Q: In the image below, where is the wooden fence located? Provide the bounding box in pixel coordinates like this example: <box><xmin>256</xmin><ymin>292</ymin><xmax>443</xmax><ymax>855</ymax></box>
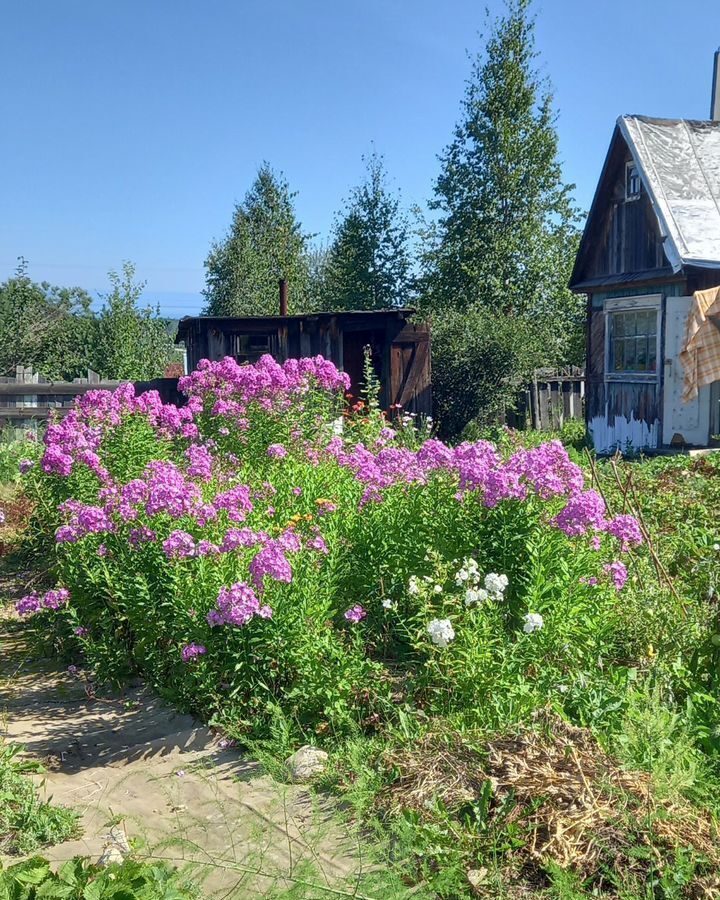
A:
<box><xmin>508</xmin><ymin>368</ymin><xmax>586</xmax><ymax>432</ymax></box>
<box><xmin>0</xmin><ymin>366</ymin><xmax>182</xmax><ymax>437</ymax></box>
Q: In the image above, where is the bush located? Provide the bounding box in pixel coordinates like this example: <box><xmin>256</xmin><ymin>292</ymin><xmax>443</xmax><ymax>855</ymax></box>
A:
<box><xmin>14</xmin><ymin>354</ymin><xmax>656</xmax><ymax>749</ymax></box>
<box><xmin>0</xmin><ymin>741</ymin><xmax>80</xmax><ymax>856</ymax></box>
<box><xmin>430</xmin><ymin>306</ymin><xmax>545</xmax><ymax>439</ymax></box>
<box><xmin>0</xmin><ymin>855</ymin><xmax>198</xmax><ymax>899</ymax></box>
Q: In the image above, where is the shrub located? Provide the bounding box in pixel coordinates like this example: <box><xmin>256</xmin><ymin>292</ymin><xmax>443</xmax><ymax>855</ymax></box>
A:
<box><xmin>19</xmin><ymin>354</ymin><xmax>651</xmax><ymax>744</ymax></box>
<box><xmin>0</xmin><ymin>741</ymin><xmax>80</xmax><ymax>855</ymax></box>
<box><xmin>0</xmin><ymin>855</ymin><xmax>198</xmax><ymax>899</ymax></box>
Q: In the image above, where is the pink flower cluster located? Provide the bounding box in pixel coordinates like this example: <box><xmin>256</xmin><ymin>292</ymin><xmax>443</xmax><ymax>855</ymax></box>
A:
<box><xmin>344</xmin><ymin>604</ymin><xmax>366</xmax><ymax>623</ymax></box>
<box><xmin>41</xmin><ymin>383</ymin><xmax>198</xmax><ymax>478</ymax></box>
<box><xmin>250</xmin><ymin>541</ymin><xmax>293</xmax><ymax>590</ymax></box>
<box><xmin>208</xmin><ymin>581</ymin><xmax>272</xmax><ymax>627</ymax></box>
<box><xmin>181</xmin><ymin>642</ymin><xmax>206</xmax><ymax>662</ymax></box>
<box><xmin>16</xmin><ymin>587</ymin><xmax>70</xmax><ymax>616</ymax></box>
<box><xmin>178</xmin><ymin>354</ymin><xmax>350</xmax><ymax>414</ymax></box>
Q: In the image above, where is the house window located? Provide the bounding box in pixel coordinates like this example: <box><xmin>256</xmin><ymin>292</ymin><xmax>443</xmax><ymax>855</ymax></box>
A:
<box><xmin>625</xmin><ymin>162</ymin><xmax>641</xmax><ymax>200</ymax></box>
<box><xmin>608</xmin><ymin>308</ymin><xmax>658</xmax><ymax>373</ymax></box>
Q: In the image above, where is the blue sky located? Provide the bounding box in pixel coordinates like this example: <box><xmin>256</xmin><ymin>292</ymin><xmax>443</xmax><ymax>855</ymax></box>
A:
<box><xmin>1</xmin><ymin>0</ymin><xmax>718</xmax><ymax>317</ymax></box>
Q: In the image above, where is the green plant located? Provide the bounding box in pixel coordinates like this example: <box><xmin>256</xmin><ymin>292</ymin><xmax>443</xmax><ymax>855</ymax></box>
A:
<box><xmin>0</xmin><ymin>741</ymin><xmax>80</xmax><ymax>855</ymax></box>
<box><xmin>0</xmin><ymin>855</ymin><xmax>199</xmax><ymax>899</ymax></box>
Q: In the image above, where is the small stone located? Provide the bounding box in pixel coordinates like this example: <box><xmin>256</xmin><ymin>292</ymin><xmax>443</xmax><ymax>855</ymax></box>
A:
<box><xmin>467</xmin><ymin>868</ymin><xmax>488</xmax><ymax>893</ymax></box>
<box><xmin>285</xmin><ymin>745</ymin><xmax>328</xmax><ymax>782</ymax></box>
<box><xmin>97</xmin><ymin>845</ymin><xmax>124</xmax><ymax>867</ymax></box>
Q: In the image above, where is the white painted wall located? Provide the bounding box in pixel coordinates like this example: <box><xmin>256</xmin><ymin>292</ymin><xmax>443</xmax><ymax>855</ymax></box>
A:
<box><xmin>662</xmin><ymin>296</ymin><xmax>711</xmax><ymax>446</ymax></box>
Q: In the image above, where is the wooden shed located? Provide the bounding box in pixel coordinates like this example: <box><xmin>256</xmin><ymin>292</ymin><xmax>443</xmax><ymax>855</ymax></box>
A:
<box><xmin>176</xmin><ymin>308</ymin><xmax>432</xmax><ymax>415</ymax></box>
<box><xmin>570</xmin><ymin>114</ymin><xmax>720</xmax><ymax>453</ymax></box>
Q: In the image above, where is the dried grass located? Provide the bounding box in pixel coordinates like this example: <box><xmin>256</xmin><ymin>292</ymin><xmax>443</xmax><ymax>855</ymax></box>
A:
<box><xmin>377</xmin><ymin>711</ymin><xmax>720</xmax><ymax>889</ymax></box>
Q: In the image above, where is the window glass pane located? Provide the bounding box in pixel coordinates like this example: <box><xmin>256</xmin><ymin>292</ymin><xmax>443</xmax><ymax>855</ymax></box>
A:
<box><xmin>624</xmin><ymin>337</ymin><xmax>636</xmax><ymax>369</ymax></box>
<box><xmin>608</xmin><ymin>308</ymin><xmax>658</xmax><ymax>372</ymax></box>
<box><xmin>636</xmin><ymin>337</ymin><xmax>647</xmax><ymax>369</ymax></box>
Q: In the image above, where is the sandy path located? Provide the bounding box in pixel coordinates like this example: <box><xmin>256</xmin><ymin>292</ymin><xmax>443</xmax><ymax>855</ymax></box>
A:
<box><xmin>0</xmin><ymin>597</ymin><xmax>368</xmax><ymax>898</ymax></box>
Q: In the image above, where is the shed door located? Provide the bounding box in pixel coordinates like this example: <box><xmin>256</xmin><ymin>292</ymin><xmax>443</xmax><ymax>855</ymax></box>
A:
<box><xmin>390</xmin><ymin>323</ymin><xmax>431</xmax><ymax>416</ymax></box>
<box><xmin>662</xmin><ymin>296</ymin><xmax>711</xmax><ymax>446</ymax></box>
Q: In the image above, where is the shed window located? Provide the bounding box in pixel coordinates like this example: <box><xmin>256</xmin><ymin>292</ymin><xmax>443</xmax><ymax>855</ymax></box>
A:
<box><xmin>608</xmin><ymin>308</ymin><xmax>658</xmax><ymax>373</ymax></box>
<box><xmin>232</xmin><ymin>333</ymin><xmax>272</xmax><ymax>364</ymax></box>
<box><xmin>625</xmin><ymin>162</ymin><xmax>641</xmax><ymax>200</ymax></box>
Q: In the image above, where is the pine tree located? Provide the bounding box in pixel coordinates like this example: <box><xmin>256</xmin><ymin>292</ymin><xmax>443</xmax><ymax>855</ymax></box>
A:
<box><xmin>422</xmin><ymin>0</ymin><xmax>581</xmax><ymax>352</ymax></box>
<box><xmin>420</xmin><ymin>0</ymin><xmax>583</xmax><ymax>436</ymax></box>
<box><xmin>324</xmin><ymin>153</ymin><xmax>412</xmax><ymax>310</ymax></box>
<box><xmin>203</xmin><ymin>164</ymin><xmax>311</xmax><ymax>315</ymax></box>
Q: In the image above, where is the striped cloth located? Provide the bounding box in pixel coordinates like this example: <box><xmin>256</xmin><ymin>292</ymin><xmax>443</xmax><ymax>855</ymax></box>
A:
<box><xmin>680</xmin><ymin>285</ymin><xmax>720</xmax><ymax>402</ymax></box>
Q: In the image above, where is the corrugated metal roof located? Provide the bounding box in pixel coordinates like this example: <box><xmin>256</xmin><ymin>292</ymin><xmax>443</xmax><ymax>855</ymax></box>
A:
<box><xmin>619</xmin><ymin>116</ymin><xmax>720</xmax><ymax>271</ymax></box>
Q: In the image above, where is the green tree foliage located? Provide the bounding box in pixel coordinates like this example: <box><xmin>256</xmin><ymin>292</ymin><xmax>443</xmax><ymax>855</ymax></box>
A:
<box><xmin>92</xmin><ymin>262</ymin><xmax>176</xmax><ymax>380</ymax></box>
<box><xmin>0</xmin><ymin>260</ymin><xmax>96</xmax><ymax>380</ymax></box>
<box><xmin>203</xmin><ymin>164</ymin><xmax>311</xmax><ymax>315</ymax></box>
<box><xmin>432</xmin><ymin>306</ymin><xmax>544</xmax><ymax>437</ymax></box>
<box><xmin>324</xmin><ymin>153</ymin><xmax>412</xmax><ymax>310</ymax></box>
<box><xmin>420</xmin><ymin>0</ymin><xmax>583</xmax><ymax>435</ymax></box>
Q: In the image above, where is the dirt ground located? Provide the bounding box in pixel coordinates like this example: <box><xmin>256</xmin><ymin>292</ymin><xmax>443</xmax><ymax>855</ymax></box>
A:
<box><xmin>0</xmin><ymin>586</ymin><xmax>367</xmax><ymax>898</ymax></box>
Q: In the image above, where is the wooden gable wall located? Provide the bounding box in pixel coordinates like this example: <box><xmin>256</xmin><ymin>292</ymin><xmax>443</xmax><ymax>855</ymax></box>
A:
<box><xmin>572</xmin><ymin>130</ymin><xmax>668</xmax><ymax>287</ymax></box>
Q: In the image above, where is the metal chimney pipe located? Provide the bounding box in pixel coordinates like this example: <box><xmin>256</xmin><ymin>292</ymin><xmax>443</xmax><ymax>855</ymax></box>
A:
<box><xmin>279</xmin><ymin>278</ymin><xmax>288</xmax><ymax>316</ymax></box>
<box><xmin>711</xmin><ymin>48</ymin><xmax>720</xmax><ymax>120</ymax></box>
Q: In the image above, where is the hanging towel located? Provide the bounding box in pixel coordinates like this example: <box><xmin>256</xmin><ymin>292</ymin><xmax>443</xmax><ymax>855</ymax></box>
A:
<box><xmin>680</xmin><ymin>285</ymin><xmax>720</xmax><ymax>402</ymax></box>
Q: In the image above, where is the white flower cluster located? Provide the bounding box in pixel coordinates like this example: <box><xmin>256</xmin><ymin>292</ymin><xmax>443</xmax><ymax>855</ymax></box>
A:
<box><xmin>456</xmin><ymin>558</ymin><xmax>509</xmax><ymax>607</ymax></box>
<box><xmin>427</xmin><ymin>617</ymin><xmax>455</xmax><ymax>648</ymax></box>
<box><xmin>408</xmin><ymin>575</ymin><xmax>443</xmax><ymax>596</ymax></box>
<box><xmin>523</xmin><ymin>612</ymin><xmax>544</xmax><ymax>634</ymax></box>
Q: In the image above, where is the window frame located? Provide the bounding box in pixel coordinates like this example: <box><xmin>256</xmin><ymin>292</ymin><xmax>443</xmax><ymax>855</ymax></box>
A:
<box><xmin>625</xmin><ymin>160</ymin><xmax>642</xmax><ymax>201</ymax></box>
<box><xmin>604</xmin><ymin>294</ymin><xmax>662</xmax><ymax>382</ymax></box>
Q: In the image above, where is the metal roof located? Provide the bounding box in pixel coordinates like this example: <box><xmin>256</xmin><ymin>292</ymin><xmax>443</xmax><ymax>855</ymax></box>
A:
<box><xmin>619</xmin><ymin>115</ymin><xmax>720</xmax><ymax>271</ymax></box>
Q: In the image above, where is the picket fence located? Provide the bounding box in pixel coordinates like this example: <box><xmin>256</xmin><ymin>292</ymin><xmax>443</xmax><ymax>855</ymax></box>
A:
<box><xmin>509</xmin><ymin>367</ymin><xmax>586</xmax><ymax>432</ymax></box>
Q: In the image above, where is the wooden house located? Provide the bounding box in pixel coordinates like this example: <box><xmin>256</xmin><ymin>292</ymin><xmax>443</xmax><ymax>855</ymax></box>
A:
<box><xmin>176</xmin><ymin>308</ymin><xmax>432</xmax><ymax>415</ymax></box>
<box><xmin>570</xmin><ymin>113</ymin><xmax>720</xmax><ymax>452</ymax></box>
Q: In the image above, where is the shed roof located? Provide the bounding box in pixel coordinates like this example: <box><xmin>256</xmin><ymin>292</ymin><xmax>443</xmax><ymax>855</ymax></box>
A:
<box><xmin>175</xmin><ymin>308</ymin><xmax>416</xmax><ymax>343</ymax></box>
<box><xmin>618</xmin><ymin>115</ymin><xmax>720</xmax><ymax>271</ymax></box>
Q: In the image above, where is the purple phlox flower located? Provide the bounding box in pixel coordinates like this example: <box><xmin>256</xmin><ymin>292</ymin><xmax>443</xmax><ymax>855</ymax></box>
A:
<box><xmin>277</xmin><ymin>529</ymin><xmax>302</xmax><ymax>552</ymax></box>
<box><xmin>267</xmin><ymin>443</ymin><xmax>288</xmax><ymax>459</ymax></box>
<box><xmin>74</xmin><ymin>626</ymin><xmax>89</xmax><ymax>637</ymax></box>
<box><xmin>606</xmin><ymin>515</ymin><xmax>643</xmax><ymax>551</ymax></box>
<box><xmin>209</xmin><ymin>581</ymin><xmax>272</xmax><ymax>627</ymax></box>
<box><xmin>344</xmin><ymin>604</ymin><xmax>367</xmax><ymax>624</ymax></box>
<box><xmin>43</xmin><ymin>587</ymin><xmax>70</xmax><ymax>610</ymax></box>
<box><xmin>250</xmin><ymin>541</ymin><xmax>293</xmax><ymax>590</ymax></box>
<box><xmin>144</xmin><ymin>461</ymin><xmax>202</xmax><ymax>518</ymax></box>
<box><xmin>196</xmin><ymin>539</ymin><xmax>220</xmax><ymax>556</ymax></box>
<box><xmin>604</xmin><ymin>561</ymin><xmax>628</xmax><ymax>590</ymax></box>
<box><xmin>163</xmin><ymin>530</ymin><xmax>197</xmax><ymax>559</ymax></box>
<box><xmin>306</xmin><ymin>528</ymin><xmax>329</xmax><ymax>554</ymax></box>
<box><xmin>215</xmin><ymin>484</ymin><xmax>253</xmax><ymax>522</ymax></box>
<box><xmin>220</xmin><ymin>527</ymin><xmax>266</xmax><ymax>553</ymax></box>
<box><xmin>551</xmin><ymin>490</ymin><xmax>607</xmax><ymax>537</ymax></box>
<box><xmin>19</xmin><ymin>459</ymin><xmax>34</xmax><ymax>474</ymax></box>
<box><xmin>97</xmin><ymin>543</ymin><xmax>108</xmax><ymax>557</ymax></box>
<box><xmin>181</xmin><ymin>643</ymin><xmax>206</xmax><ymax>662</ymax></box>
<box><xmin>185</xmin><ymin>443</ymin><xmax>214</xmax><ymax>481</ymax></box>
<box><xmin>291</xmin><ymin>486</ymin><xmax>302</xmax><ymax>496</ymax></box>
<box><xmin>129</xmin><ymin>525</ymin><xmax>157</xmax><ymax>547</ymax></box>
<box><xmin>16</xmin><ymin>592</ymin><xmax>42</xmax><ymax>616</ymax></box>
